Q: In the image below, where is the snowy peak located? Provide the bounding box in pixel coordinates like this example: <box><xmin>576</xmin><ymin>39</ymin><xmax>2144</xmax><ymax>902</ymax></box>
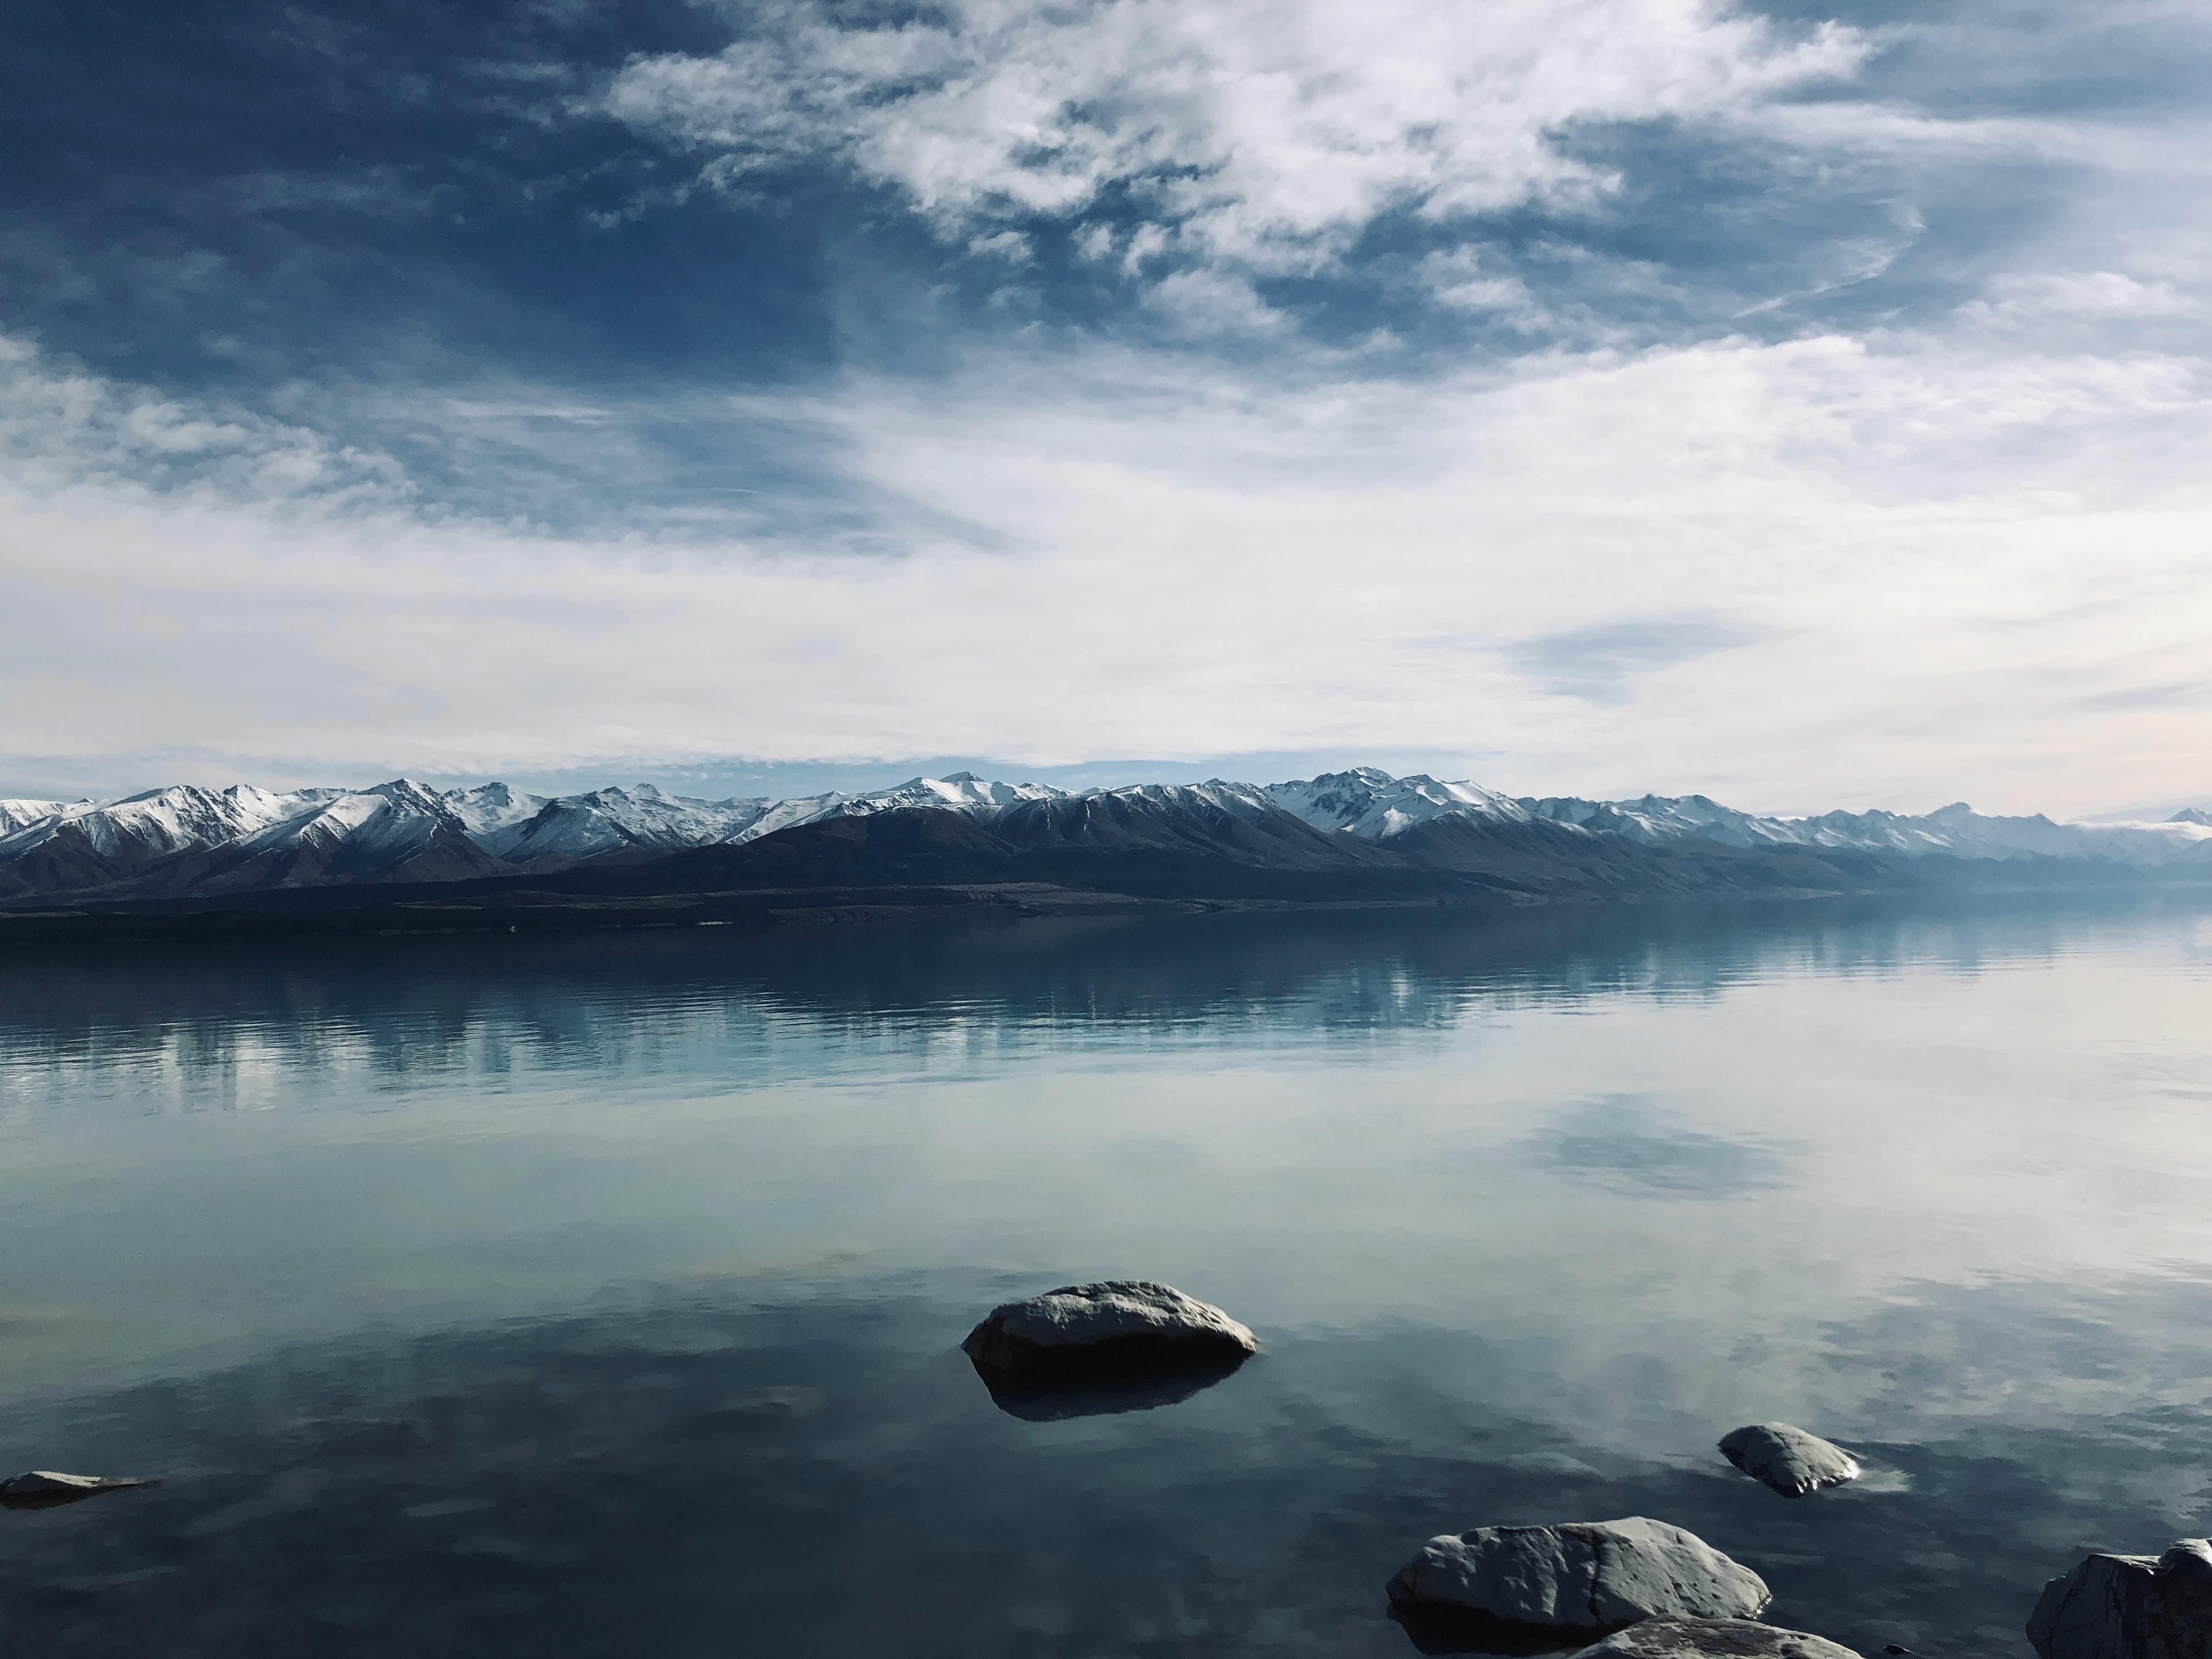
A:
<box><xmin>0</xmin><ymin>798</ymin><xmax>78</xmax><ymax>836</ymax></box>
<box><xmin>490</xmin><ymin>786</ymin><xmax>771</xmax><ymax>864</ymax></box>
<box><xmin>443</xmin><ymin>782</ymin><xmax>550</xmax><ymax>836</ymax></box>
<box><xmin>727</xmin><ymin>774</ymin><xmax>1068</xmax><ymax>844</ymax></box>
<box><xmin>1264</xmin><ymin>769</ymin><xmax>1532</xmax><ymax>839</ymax></box>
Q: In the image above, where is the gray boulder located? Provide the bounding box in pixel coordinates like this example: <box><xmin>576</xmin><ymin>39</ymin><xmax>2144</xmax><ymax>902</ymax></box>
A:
<box><xmin>2028</xmin><ymin>1537</ymin><xmax>2212</xmax><ymax>1659</ymax></box>
<box><xmin>1570</xmin><ymin>1617</ymin><xmax>1862</xmax><ymax>1657</ymax></box>
<box><xmin>1719</xmin><ymin>1423</ymin><xmax>1862</xmax><ymax>1498</ymax></box>
<box><xmin>961</xmin><ymin>1280</ymin><xmax>1256</xmax><ymax>1375</ymax></box>
<box><xmin>1</xmin><ymin>1470</ymin><xmax>159</xmax><ymax>1510</ymax></box>
<box><xmin>1388</xmin><ymin>1517</ymin><xmax>1771</xmax><ymax>1634</ymax></box>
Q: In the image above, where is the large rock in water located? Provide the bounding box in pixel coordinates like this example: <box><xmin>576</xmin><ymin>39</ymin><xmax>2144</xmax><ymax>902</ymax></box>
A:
<box><xmin>0</xmin><ymin>1470</ymin><xmax>157</xmax><ymax>1510</ymax></box>
<box><xmin>1718</xmin><ymin>1424</ymin><xmax>1862</xmax><ymax>1497</ymax></box>
<box><xmin>1388</xmin><ymin>1518</ymin><xmax>1772</xmax><ymax>1637</ymax></box>
<box><xmin>1567</xmin><ymin>1617</ymin><xmax>1861</xmax><ymax>1657</ymax></box>
<box><xmin>961</xmin><ymin>1280</ymin><xmax>1257</xmax><ymax>1376</ymax></box>
<box><xmin>2028</xmin><ymin>1538</ymin><xmax>2212</xmax><ymax>1659</ymax></box>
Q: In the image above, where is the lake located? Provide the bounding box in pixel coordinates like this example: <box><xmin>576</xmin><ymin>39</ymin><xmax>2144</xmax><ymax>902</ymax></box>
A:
<box><xmin>3</xmin><ymin>895</ymin><xmax>2211</xmax><ymax>1656</ymax></box>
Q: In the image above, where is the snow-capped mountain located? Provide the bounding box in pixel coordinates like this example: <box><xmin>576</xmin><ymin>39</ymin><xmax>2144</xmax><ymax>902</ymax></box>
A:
<box><xmin>733</xmin><ymin>773</ymin><xmax>1068</xmax><ymax>845</ymax></box>
<box><xmin>1522</xmin><ymin>792</ymin><xmax>1808</xmax><ymax>848</ymax></box>
<box><xmin>1262</xmin><ymin>767</ymin><xmax>1536</xmax><ymax>837</ymax></box>
<box><xmin>482</xmin><ymin>785</ymin><xmax>762</xmax><ymax>865</ymax></box>
<box><xmin>0</xmin><ymin>771</ymin><xmax>1079</xmax><ymax>901</ymax></box>
<box><xmin>0</xmin><ymin>779</ymin><xmax>526</xmax><ymax>899</ymax></box>
<box><xmin>0</xmin><ymin>797</ymin><xmax>78</xmax><ymax>836</ymax></box>
<box><xmin>1</xmin><ymin>768</ymin><xmax>2205</xmax><ymax>905</ymax></box>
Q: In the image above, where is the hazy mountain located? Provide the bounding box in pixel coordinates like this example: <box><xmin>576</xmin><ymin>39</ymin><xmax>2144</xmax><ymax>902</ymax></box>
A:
<box><xmin>1522</xmin><ymin>793</ymin><xmax>2212</xmax><ymax>866</ymax></box>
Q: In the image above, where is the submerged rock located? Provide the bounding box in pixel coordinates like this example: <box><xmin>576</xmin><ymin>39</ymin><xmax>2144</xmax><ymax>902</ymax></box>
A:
<box><xmin>1567</xmin><ymin>1617</ymin><xmax>1861</xmax><ymax>1657</ymax></box>
<box><xmin>2028</xmin><ymin>1537</ymin><xmax>2212</xmax><ymax>1659</ymax></box>
<box><xmin>961</xmin><ymin>1280</ymin><xmax>1256</xmax><ymax>1376</ymax></box>
<box><xmin>1718</xmin><ymin>1424</ymin><xmax>1861</xmax><ymax>1498</ymax></box>
<box><xmin>1</xmin><ymin>1470</ymin><xmax>159</xmax><ymax>1510</ymax></box>
<box><xmin>1387</xmin><ymin>1517</ymin><xmax>1771</xmax><ymax>1638</ymax></box>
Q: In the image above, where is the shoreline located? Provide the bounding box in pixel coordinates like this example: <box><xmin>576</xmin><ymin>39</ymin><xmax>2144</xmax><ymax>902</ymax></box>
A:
<box><xmin>4</xmin><ymin>871</ymin><xmax>2207</xmax><ymax>949</ymax></box>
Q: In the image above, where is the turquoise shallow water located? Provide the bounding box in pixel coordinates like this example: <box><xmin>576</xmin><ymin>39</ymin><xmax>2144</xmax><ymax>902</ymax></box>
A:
<box><xmin>3</xmin><ymin>896</ymin><xmax>2211</xmax><ymax>1656</ymax></box>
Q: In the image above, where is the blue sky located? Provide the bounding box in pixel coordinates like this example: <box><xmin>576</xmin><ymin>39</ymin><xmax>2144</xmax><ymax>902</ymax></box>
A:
<box><xmin>3</xmin><ymin>0</ymin><xmax>2207</xmax><ymax>814</ymax></box>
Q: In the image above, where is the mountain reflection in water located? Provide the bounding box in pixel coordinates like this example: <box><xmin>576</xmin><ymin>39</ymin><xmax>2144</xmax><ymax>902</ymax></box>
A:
<box><xmin>2</xmin><ymin>894</ymin><xmax>2210</xmax><ymax>1657</ymax></box>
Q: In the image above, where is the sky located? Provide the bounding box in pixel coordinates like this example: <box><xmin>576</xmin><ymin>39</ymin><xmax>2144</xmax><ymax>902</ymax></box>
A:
<box><xmin>2</xmin><ymin>0</ymin><xmax>2208</xmax><ymax>817</ymax></box>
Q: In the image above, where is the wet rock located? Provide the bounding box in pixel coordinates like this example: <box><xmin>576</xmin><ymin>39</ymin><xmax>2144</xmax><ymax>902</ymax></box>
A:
<box><xmin>962</xmin><ymin>1280</ymin><xmax>1256</xmax><ymax>1374</ymax></box>
<box><xmin>1718</xmin><ymin>1424</ymin><xmax>1862</xmax><ymax>1498</ymax></box>
<box><xmin>1567</xmin><ymin>1616</ymin><xmax>1862</xmax><ymax>1657</ymax></box>
<box><xmin>2028</xmin><ymin>1537</ymin><xmax>2212</xmax><ymax>1659</ymax></box>
<box><xmin>1388</xmin><ymin>1517</ymin><xmax>1771</xmax><ymax>1639</ymax></box>
<box><xmin>0</xmin><ymin>1470</ymin><xmax>159</xmax><ymax>1510</ymax></box>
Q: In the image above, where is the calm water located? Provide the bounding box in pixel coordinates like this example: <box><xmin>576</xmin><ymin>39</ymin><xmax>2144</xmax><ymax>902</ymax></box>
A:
<box><xmin>4</xmin><ymin>897</ymin><xmax>2212</xmax><ymax>1656</ymax></box>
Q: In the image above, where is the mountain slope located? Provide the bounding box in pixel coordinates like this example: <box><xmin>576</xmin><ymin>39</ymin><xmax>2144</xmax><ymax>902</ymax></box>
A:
<box><xmin>521</xmin><ymin>798</ymin><xmax>1500</xmax><ymax>905</ymax></box>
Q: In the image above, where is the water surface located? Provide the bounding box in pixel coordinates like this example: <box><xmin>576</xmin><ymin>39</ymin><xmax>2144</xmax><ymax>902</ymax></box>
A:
<box><xmin>4</xmin><ymin>896</ymin><xmax>2212</xmax><ymax>1656</ymax></box>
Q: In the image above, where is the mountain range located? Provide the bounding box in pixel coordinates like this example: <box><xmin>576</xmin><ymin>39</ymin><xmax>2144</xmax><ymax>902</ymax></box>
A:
<box><xmin>1</xmin><ymin>769</ymin><xmax>2206</xmax><ymax>936</ymax></box>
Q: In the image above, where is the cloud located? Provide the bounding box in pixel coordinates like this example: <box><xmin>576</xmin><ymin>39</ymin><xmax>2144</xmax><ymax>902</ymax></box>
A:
<box><xmin>1508</xmin><ymin>617</ymin><xmax>1772</xmax><ymax>703</ymax></box>
<box><xmin>0</xmin><ymin>337</ymin><xmax>409</xmax><ymax>506</ymax></box>
<box><xmin>5</xmin><ymin>315</ymin><xmax>2211</xmax><ymax>814</ymax></box>
<box><xmin>1963</xmin><ymin>272</ymin><xmax>2201</xmax><ymax>325</ymax></box>
<box><xmin>599</xmin><ymin>0</ymin><xmax>1867</xmax><ymax>278</ymax></box>
<box><xmin>1143</xmin><ymin>269</ymin><xmax>1286</xmax><ymax>335</ymax></box>
<box><xmin>1416</xmin><ymin>249</ymin><xmax>1547</xmax><ymax>323</ymax></box>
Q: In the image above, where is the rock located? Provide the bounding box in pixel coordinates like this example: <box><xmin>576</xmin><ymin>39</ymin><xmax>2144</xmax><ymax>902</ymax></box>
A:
<box><xmin>961</xmin><ymin>1280</ymin><xmax>1257</xmax><ymax>1376</ymax></box>
<box><xmin>1388</xmin><ymin>1517</ymin><xmax>1771</xmax><ymax>1638</ymax></box>
<box><xmin>2028</xmin><ymin>1537</ymin><xmax>2212</xmax><ymax>1659</ymax></box>
<box><xmin>1718</xmin><ymin>1424</ymin><xmax>1861</xmax><ymax>1498</ymax></box>
<box><xmin>0</xmin><ymin>1470</ymin><xmax>159</xmax><ymax>1510</ymax></box>
<box><xmin>1567</xmin><ymin>1617</ymin><xmax>1862</xmax><ymax>1657</ymax></box>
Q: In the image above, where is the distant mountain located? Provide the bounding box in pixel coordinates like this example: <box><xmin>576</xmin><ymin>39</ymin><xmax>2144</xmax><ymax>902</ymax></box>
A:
<box><xmin>2174</xmin><ymin>807</ymin><xmax>2212</xmax><ymax>828</ymax></box>
<box><xmin>1523</xmin><ymin>792</ymin><xmax>2212</xmax><ymax>866</ymax></box>
<box><xmin>1</xmin><ymin>767</ymin><xmax>2206</xmax><ymax>915</ymax></box>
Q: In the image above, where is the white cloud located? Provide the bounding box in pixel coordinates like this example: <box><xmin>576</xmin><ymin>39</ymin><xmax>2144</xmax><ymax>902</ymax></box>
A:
<box><xmin>1965</xmin><ymin>271</ymin><xmax>2201</xmax><ymax>324</ymax></box>
<box><xmin>6</xmin><ymin>322</ymin><xmax>2209</xmax><ymax>816</ymax></box>
<box><xmin>0</xmin><ymin>336</ymin><xmax>408</xmax><ymax>506</ymax></box>
<box><xmin>967</xmin><ymin>228</ymin><xmax>1034</xmax><ymax>263</ymax></box>
<box><xmin>600</xmin><ymin>0</ymin><xmax>1866</xmax><ymax>274</ymax></box>
<box><xmin>1416</xmin><ymin>249</ymin><xmax>1546</xmax><ymax>322</ymax></box>
<box><xmin>1143</xmin><ymin>269</ymin><xmax>1286</xmax><ymax>335</ymax></box>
